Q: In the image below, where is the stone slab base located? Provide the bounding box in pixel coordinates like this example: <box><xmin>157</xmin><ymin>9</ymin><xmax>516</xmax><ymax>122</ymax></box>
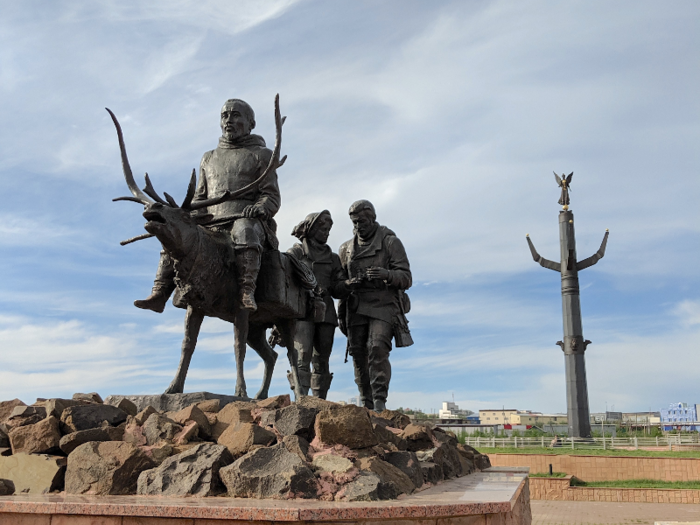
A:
<box><xmin>104</xmin><ymin>392</ymin><xmax>248</xmax><ymax>412</ymax></box>
<box><xmin>0</xmin><ymin>468</ymin><xmax>531</xmax><ymax>525</ymax></box>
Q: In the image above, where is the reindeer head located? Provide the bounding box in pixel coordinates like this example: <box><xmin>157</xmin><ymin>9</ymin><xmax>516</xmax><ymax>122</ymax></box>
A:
<box><xmin>107</xmin><ymin>108</ymin><xmax>231</xmax><ymax>259</ymax></box>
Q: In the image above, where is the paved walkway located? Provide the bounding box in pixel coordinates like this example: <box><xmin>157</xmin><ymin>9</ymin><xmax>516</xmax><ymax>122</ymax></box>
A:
<box><xmin>532</xmin><ymin>500</ymin><xmax>700</xmax><ymax>525</ymax></box>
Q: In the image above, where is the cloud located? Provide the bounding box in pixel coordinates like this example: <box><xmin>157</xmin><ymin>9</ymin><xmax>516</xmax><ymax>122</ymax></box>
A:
<box><xmin>0</xmin><ymin>1</ymin><xmax>698</xmax><ymax>417</ymax></box>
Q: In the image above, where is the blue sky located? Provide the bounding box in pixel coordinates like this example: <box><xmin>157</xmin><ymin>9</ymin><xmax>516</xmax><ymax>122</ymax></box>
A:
<box><xmin>0</xmin><ymin>1</ymin><xmax>698</xmax><ymax>415</ymax></box>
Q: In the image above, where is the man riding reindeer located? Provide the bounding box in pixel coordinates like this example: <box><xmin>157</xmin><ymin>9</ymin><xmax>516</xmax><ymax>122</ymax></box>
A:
<box><xmin>135</xmin><ymin>99</ymin><xmax>280</xmax><ymax>313</ymax></box>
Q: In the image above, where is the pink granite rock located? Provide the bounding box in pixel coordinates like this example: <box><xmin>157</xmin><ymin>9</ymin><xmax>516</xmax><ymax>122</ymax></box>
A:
<box><xmin>0</xmin><ymin>399</ymin><xmax>26</xmax><ymax>424</ymax></box>
<box><xmin>137</xmin><ymin>442</ymin><xmax>232</xmax><ymax>496</ymax></box>
<box><xmin>9</xmin><ymin>416</ymin><xmax>61</xmax><ymax>455</ymax></box>
<box><xmin>142</xmin><ymin>413</ymin><xmax>182</xmax><ymax>446</ymax></box>
<box><xmin>65</xmin><ymin>441</ymin><xmax>155</xmax><ymax>495</ymax></box>
<box><xmin>171</xmin><ymin>404</ymin><xmax>211</xmax><ymax>439</ymax></box>
<box><xmin>220</xmin><ymin>443</ymin><xmax>317</xmax><ymax>499</ymax></box>
<box><xmin>314</xmin><ymin>405</ymin><xmax>377</xmax><ymax>449</ymax></box>
<box><xmin>356</xmin><ymin>456</ymin><xmax>415</xmax><ymax>495</ymax></box>
<box><xmin>400</xmin><ymin>423</ymin><xmax>434</xmax><ymax>451</ymax></box>
<box><xmin>217</xmin><ymin>422</ymin><xmax>275</xmax><ymax>458</ymax></box>
<box><xmin>0</xmin><ymin>478</ymin><xmax>14</xmax><ymax>495</ymax></box>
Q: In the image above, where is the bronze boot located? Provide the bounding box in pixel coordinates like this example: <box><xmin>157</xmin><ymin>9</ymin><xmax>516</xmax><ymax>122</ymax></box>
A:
<box><xmin>236</xmin><ymin>249</ymin><xmax>261</xmax><ymax>311</ymax></box>
<box><xmin>311</xmin><ymin>372</ymin><xmax>333</xmax><ymax>399</ymax></box>
<box><xmin>134</xmin><ymin>251</ymin><xmax>175</xmax><ymax>313</ymax></box>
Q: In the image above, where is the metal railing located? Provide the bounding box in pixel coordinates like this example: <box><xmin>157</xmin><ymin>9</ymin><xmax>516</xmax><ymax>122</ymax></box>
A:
<box><xmin>463</xmin><ymin>434</ymin><xmax>700</xmax><ymax>451</ymax></box>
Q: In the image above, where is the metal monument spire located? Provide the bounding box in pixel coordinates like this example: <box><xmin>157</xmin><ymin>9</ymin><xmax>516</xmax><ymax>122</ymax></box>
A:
<box><xmin>526</xmin><ymin>172</ymin><xmax>609</xmax><ymax>438</ymax></box>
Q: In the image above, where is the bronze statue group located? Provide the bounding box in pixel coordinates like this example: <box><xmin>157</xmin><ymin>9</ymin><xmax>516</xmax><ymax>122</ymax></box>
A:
<box><xmin>131</xmin><ymin>99</ymin><xmax>412</xmax><ymax>413</ymax></box>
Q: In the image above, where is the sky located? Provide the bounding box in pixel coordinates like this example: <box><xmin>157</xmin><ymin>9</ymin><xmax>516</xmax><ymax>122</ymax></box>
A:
<box><xmin>0</xmin><ymin>0</ymin><xmax>698</xmax><ymax>415</ymax></box>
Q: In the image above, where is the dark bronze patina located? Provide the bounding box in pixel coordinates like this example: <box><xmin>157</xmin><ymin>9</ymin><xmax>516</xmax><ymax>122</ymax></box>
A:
<box><xmin>526</xmin><ymin>172</ymin><xmax>609</xmax><ymax>438</ymax></box>
<box><xmin>109</xmin><ymin>96</ymin><xmax>314</xmax><ymax>400</ymax></box>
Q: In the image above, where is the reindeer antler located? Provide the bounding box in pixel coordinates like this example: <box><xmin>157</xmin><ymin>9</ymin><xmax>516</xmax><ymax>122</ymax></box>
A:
<box><xmin>186</xmin><ymin>94</ymin><xmax>287</xmax><ymax>211</ymax></box>
<box><xmin>107</xmin><ymin>108</ymin><xmax>156</xmax><ymax>205</ymax></box>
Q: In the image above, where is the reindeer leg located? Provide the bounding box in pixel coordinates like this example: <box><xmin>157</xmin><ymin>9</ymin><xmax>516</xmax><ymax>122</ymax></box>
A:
<box><xmin>278</xmin><ymin>319</ymin><xmax>304</xmax><ymax>401</ymax></box>
<box><xmin>164</xmin><ymin>306</ymin><xmax>204</xmax><ymax>394</ymax></box>
<box><xmin>246</xmin><ymin>325</ymin><xmax>278</xmax><ymax>400</ymax></box>
<box><xmin>233</xmin><ymin>309</ymin><xmax>250</xmax><ymax>398</ymax></box>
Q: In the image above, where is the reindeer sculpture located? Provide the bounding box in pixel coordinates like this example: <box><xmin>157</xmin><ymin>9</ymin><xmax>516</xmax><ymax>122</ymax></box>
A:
<box><xmin>108</xmin><ymin>96</ymin><xmax>309</xmax><ymax>400</ymax></box>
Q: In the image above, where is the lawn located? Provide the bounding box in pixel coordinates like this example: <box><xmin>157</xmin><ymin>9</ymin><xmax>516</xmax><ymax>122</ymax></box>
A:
<box><xmin>570</xmin><ymin>478</ymin><xmax>700</xmax><ymax>490</ymax></box>
<box><xmin>476</xmin><ymin>447</ymin><xmax>700</xmax><ymax>458</ymax></box>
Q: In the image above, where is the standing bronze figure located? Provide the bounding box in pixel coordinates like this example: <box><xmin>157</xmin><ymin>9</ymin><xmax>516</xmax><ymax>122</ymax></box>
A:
<box><xmin>109</xmin><ymin>96</ymin><xmax>313</xmax><ymax>400</ymax></box>
<box><xmin>286</xmin><ymin>211</ymin><xmax>345</xmax><ymax>398</ymax></box>
<box><xmin>527</xmin><ymin>172</ymin><xmax>609</xmax><ymax>438</ymax></box>
<box><xmin>338</xmin><ymin>200</ymin><xmax>412</xmax><ymax>412</ymax></box>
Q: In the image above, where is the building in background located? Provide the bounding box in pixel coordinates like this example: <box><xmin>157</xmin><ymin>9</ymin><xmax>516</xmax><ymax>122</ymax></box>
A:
<box><xmin>479</xmin><ymin>409</ymin><xmax>518</xmax><ymax>425</ymax></box>
<box><xmin>439</xmin><ymin>402</ymin><xmax>472</xmax><ymax>419</ymax></box>
<box><xmin>661</xmin><ymin>402</ymin><xmax>699</xmax><ymax>431</ymax></box>
<box><xmin>590</xmin><ymin>411</ymin><xmax>623</xmax><ymax>424</ymax></box>
<box><xmin>509</xmin><ymin>412</ymin><xmax>567</xmax><ymax>426</ymax></box>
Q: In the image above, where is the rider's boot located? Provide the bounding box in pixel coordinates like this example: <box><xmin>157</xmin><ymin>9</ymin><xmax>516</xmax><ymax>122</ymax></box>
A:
<box><xmin>311</xmin><ymin>372</ymin><xmax>333</xmax><ymax>399</ymax></box>
<box><xmin>134</xmin><ymin>251</ymin><xmax>176</xmax><ymax>313</ymax></box>
<box><xmin>236</xmin><ymin>249</ymin><xmax>260</xmax><ymax>312</ymax></box>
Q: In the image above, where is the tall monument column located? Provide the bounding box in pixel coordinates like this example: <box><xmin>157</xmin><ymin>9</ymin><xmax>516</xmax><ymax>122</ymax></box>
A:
<box><xmin>526</xmin><ymin>172</ymin><xmax>608</xmax><ymax>438</ymax></box>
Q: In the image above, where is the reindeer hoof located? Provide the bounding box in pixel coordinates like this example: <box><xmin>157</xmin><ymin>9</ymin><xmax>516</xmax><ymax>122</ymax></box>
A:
<box><xmin>253</xmin><ymin>389</ymin><xmax>269</xmax><ymax>400</ymax></box>
<box><xmin>163</xmin><ymin>383</ymin><xmax>183</xmax><ymax>394</ymax></box>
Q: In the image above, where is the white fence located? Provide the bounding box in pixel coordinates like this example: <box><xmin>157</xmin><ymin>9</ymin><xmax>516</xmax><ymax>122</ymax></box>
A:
<box><xmin>463</xmin><ymin>434</ymin><xmax>700</xmax><ymax>451</ymax></box>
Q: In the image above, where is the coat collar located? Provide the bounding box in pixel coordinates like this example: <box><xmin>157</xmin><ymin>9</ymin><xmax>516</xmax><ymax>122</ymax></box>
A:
<box><xmin>349</xmin><ymin>225</ymin><xmax>394</xmax><ymax>260</ymax></box>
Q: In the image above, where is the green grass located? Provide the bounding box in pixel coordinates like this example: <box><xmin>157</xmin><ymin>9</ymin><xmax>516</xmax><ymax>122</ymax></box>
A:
<box><xmin>570</xmin><ymin>478</ymin><xmax>700</xmax><ymax>490</ymax></box>
<box><xmin>477</xmin><ymin>447</ymin><xmax>700</xmax><ymax>458</ymax></box>
<box><xmin>529</xmin><ymin>472</ymin><xmax>568</xmax><ymax>478</ymax></box>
